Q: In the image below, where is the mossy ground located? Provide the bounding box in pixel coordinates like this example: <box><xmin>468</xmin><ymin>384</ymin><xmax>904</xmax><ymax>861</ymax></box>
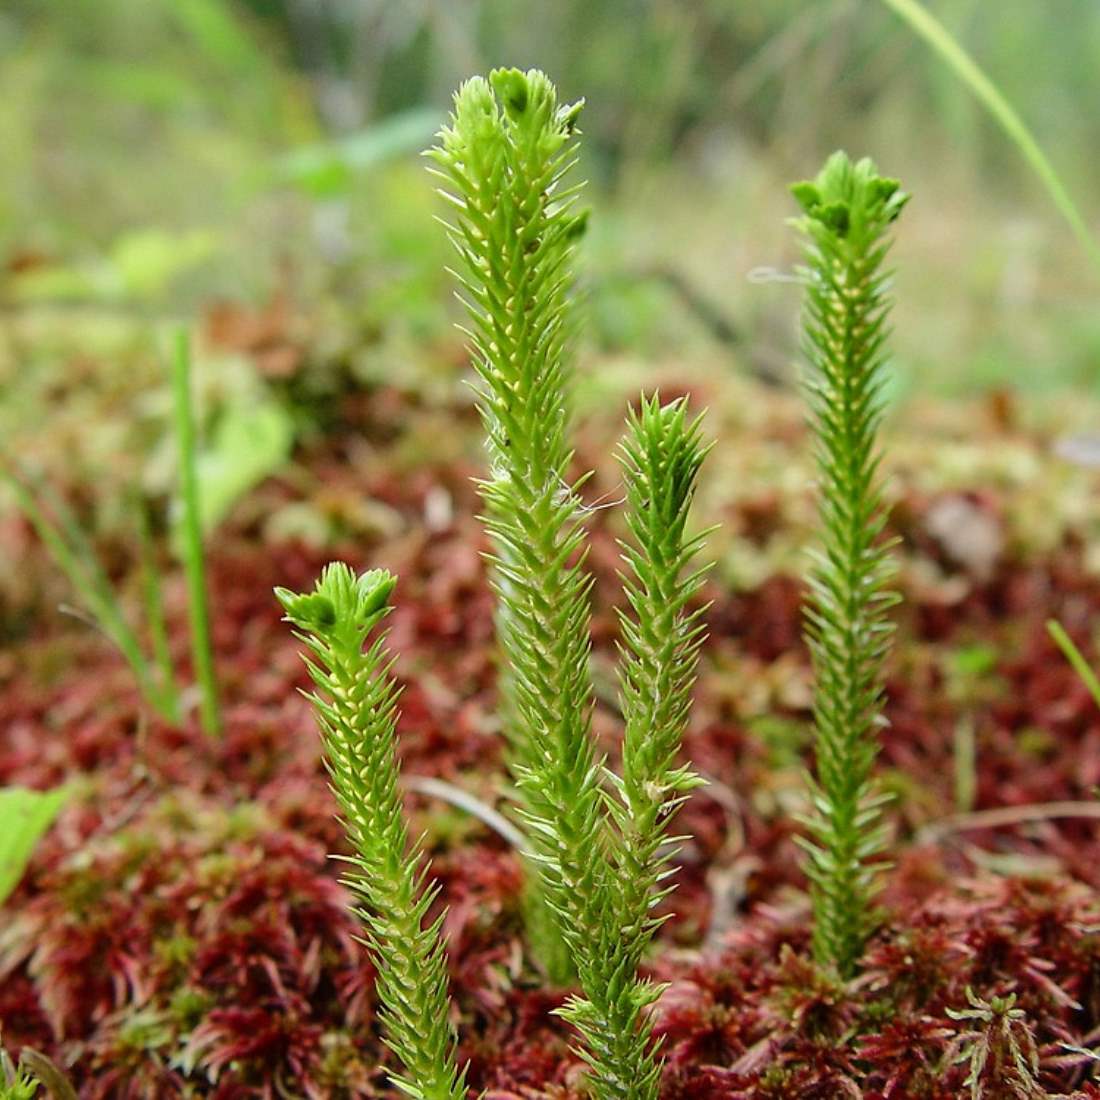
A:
<box><xmin>4</xmin><ymin>314</ymin><xmax>1100</xmax><ymax>1097</ymax></box>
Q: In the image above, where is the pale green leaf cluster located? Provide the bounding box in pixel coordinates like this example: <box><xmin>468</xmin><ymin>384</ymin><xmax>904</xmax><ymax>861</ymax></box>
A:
<box><xmin>791</xmin><ymin>151</ymin><xmax>907</xmax><ymax>976</ymax></box>
<box><xmin>430</xmin><ymin>69</ymin><xmax>710</xmax><ymax>1099</ymax></box>
<box><xmin>276</xmin><ymin>565</ymin><xmax>467</xmax><ymax>1100</ymax></box>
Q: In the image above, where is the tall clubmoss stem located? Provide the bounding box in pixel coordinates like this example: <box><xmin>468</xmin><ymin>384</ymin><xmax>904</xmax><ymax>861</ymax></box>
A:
<box><xmin>791</xmin><ymin>151</ymin><xmax>908</xmax><ymax>976</ymax></box>
<box><xmin>429</xmin><ymin>61</ymin><xmax>619</xmax><ymax>1061</ymax></box>
<box><xmin>428</xmin><ymin>67</ymin><xmax>592</xmax><ymax>994</ymax></box>
<box><xmin>430</xmin><ymin>68</ymin><xmax>711</xmax><ymax>1100</ymax></box>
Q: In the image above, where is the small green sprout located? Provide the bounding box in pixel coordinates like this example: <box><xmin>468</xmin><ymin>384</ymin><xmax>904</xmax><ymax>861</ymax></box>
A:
<box><xmin>945</xmin><ymin>989</ymin><xmax>1044</xmax><ymax>1100</ymax></box>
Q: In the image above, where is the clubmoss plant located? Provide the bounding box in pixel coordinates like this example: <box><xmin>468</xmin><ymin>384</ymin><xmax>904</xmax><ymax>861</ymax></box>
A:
<box><xmin>279</xmin><ymin>67</ymin><xmax>710</xmax><ymax>1100</ymax></box>
<box><xmin>275</xmin><ymin>565</ymin><xmax>467</xmax><ymax>1100</ymax></box>
<box><xmin>790</xmin><ymin>151</ymin><xmax>908</xmax><ymax>976</ymax></box>
<box><xmin>427</xmin><ymin>66</ymin><xmax>593</xmax><ymax>992</ymax></box>
<box><xmin>428</xmin><ymin>68</ymin><xmax>711</xmax><ymax>1099</ymax></box>
<box><xmin>426</xmin><ymin>67</ymin><xmax>587</xmax><ymax>811</ymax></box>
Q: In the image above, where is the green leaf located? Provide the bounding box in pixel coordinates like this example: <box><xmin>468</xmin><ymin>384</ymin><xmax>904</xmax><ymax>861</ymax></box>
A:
<box><xmin>171</xmin><ymin>0</ymin><xmax>270</xmax><ymax>72</ymax></box>
<box><xmin>0</xmin><ymin>787</ymin><xmax>68</xmax><ymax>907</ymax></box>
<box><xmin>111</xmin><ymin>229</ymin><xmax>218</xmax><ymax>300</ymax></box>
<box><xmin>170</xmin><ymin>329</ymin><xmax>221</xmax><ymax>738</ymax></box>
<box><xmin>275</xmin><ymin>108</ymin><xmax>441</xmax><ymax>198</ymax></box>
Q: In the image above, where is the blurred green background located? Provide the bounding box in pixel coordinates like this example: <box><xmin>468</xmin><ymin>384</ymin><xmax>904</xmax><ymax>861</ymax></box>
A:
<box><xmin>1</xmin><ymin>0</ymin><xmax>1097</xmax><ymax>410</ymax></box>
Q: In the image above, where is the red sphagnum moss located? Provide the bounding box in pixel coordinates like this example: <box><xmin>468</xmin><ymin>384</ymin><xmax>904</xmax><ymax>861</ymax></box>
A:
<box><xmin>5</xmin><ymin>382</ymin><xmax>1100</xmax><ymax>1096</ymax></box>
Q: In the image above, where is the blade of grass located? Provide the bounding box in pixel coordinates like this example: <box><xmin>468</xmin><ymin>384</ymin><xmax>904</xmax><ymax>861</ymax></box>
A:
<box><xmin>1047</xmin><ymin>619</ymin><xmax>1100</xmax><ymax>713</ymax></box>
<box><xmin>879</xmin><ymin>0</ymin><xmax>1100</xmax><ymax>276</ymax></box>
<box><xmin>953</xmin><ymin>716</ymin><xmax>977</xmax><ymax>814</ymax></box>
<box><xmin>135</xmin><ymin>494</ymin><xmax>181</xmax><ymax>724</ymax></box>
<box><xmin>30</xmin><ymin>475</ymin><xmax>178</xmax><ymax>715</ymax></box>
<box><xmin>170</xmin><ymin>329</ymin><xmax>220</xmax><ymax>737</ymax></box>
<box><xmin>35</xmin><ymin>475</ymin><xmax>122</xmax><ymax>613</ymax></box>
<box><xmin>34</xmin><ymin>477</ymin><xmax>187</xmax><ymax>719</ymax></box>
<box><xmin>1</xmin><ymin>468</ymin><xmax>167</xmax><ymax>717</ymax></box>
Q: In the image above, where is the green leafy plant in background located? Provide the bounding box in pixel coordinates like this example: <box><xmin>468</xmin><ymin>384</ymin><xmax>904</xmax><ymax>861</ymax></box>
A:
<box><xmin>274</xmin><ymin>107</ymin><xmax>441</xmax><ymax>198</ymax></box>
<box><xmin>276</xmin><ymin>566</ymin><xmax>468</xmax><ymax>1100</ymax></box>
<box><xmin>180</xmin><ymin>393</ymin><xmax>294</xmax><ymax>541</ymax></box>
<box><xmin>429</xmin><ymin>68</ymin><xmax>710</xmax><ymax>1098</ymax></box>
<box><xmin>1</xmin><ymin>329</ymin><xmax>221</xmax><ymax>735</ymax></box>
<box><xmin>7</xmin><ymin>228</ymin><xmax>219</xmax><ymax>306</ymax></box>
<box><xmin>0</xmin><ymin>786</ymin><xmax>67</xmax><ymax>908</ymax></box>
<box><xmin>790</xmin><ymin>151</ymin><xmax>908</xmax><ymax>977</ymax></box>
